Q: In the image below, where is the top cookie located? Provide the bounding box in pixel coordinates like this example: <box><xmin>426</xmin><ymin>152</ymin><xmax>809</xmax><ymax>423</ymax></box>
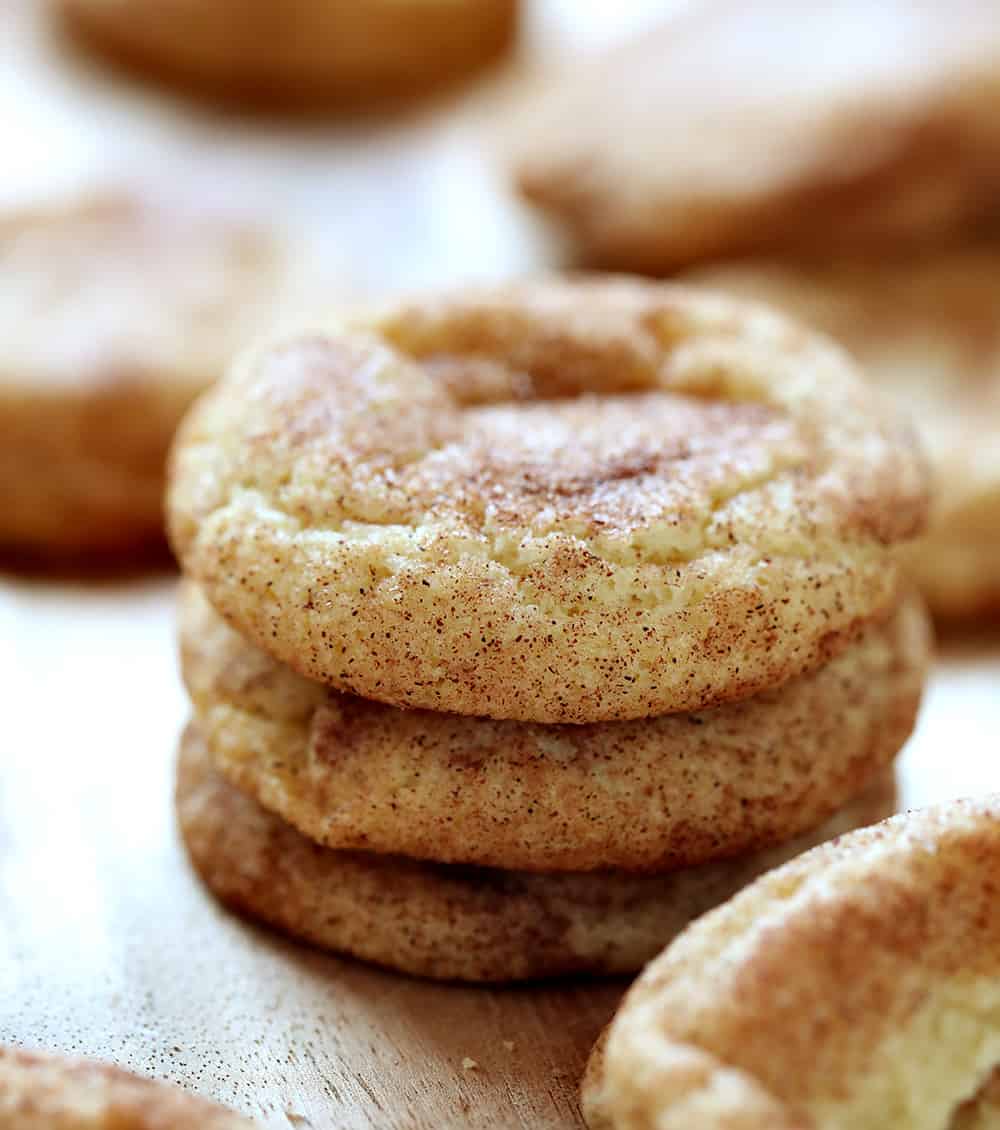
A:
<box><xmin>515</xmin><ymin>0</ymin><xmax>1000</xmax><ymax>271</ymax></box>
<box><xmin>0</xmin><ymin>1045</ymin><xmax>254</xmax><ymax>1129</ymax></box>
<box><xmin>168</xmin><ymin>278</ymin><xmax>927</xmax><ymax>723</ymax></box>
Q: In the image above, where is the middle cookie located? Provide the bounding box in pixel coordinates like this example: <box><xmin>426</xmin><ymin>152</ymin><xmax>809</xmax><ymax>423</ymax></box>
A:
<box><xmin>181</xmin><ymin>583</ymin><xmax>929</xmax><ymax>874</ymax></box>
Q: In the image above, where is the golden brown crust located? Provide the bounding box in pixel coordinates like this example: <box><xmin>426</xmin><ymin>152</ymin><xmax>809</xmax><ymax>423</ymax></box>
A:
<box><xmin>514</xmin><ymin>0</ymin><xmax>1000</xmax><ymax>272</ymax></box>
<box><xmin>0</xmin><ymin>195</ymin><xmax>289</xmax><ymax>557</ymax></box>
<box><xmin>58</xmin><ymin>0</ymin><xmax>517</xmax><ymax>108</ymax></box>
<box><xmin>589</xmin><ymin>796</ymin><xmax>1000</xmax><ymax>1130</ymax></box>
<box><xmin>176</xmin><ymin>723</ymin><xmax>897</xmax><ymax>984</ymax></box>
<box><xmin>691</xmin><ymin>246</ymin><xmax>1000</xmax><ymax>620</ymax></box>
<box><xmin>180</xmin><ymin>581</ymin><xmax>928</xmax><ymax>872</ymax></box>
<box><xmin>0</xmin><ymin>1045</ymin><xmax>254</xmax><ymax>1129</ymax></box>
<box><xmin>168</xmin><ymin>278</ymin><xmax>928</xmax><ymax>723</ymax></box>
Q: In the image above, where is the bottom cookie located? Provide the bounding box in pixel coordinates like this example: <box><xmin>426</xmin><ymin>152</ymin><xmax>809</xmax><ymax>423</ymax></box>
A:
<box><xmin>177</xmin><ymin>724</ymin><xmax>896</xmax><ymax>983</ymax></box>
<box><xmin>0</xmin><ymin>1045</ymin><xmax>254</xmax><ymax>1129</ymax></box>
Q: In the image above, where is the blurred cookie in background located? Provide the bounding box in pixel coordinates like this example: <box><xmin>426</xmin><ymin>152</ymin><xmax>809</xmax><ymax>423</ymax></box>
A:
<box><xmin>56</xmin><ymin>0</ymin><xmax>519</xmax><ymax>110</ymax></box>
<box><xmin>692</xmin><ymin>245</ymin><xmax>1000</xmax><ymax>621</ymax></box>
<box><xmin>0</xmin><ymin>194</ymin><xmax>297</xmax><ymax>563</ymax></box>
<box><xmin>513</xmin><ymin>0</ymin><xmax>1000</xmax><ymax>272</ymax></box>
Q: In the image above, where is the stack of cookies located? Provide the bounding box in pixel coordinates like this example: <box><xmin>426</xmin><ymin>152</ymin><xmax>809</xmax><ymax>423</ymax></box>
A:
<box><xmin>168</xmin><ymin>278</ymin><xmax>931</xmax><ymax>982</ymax></box>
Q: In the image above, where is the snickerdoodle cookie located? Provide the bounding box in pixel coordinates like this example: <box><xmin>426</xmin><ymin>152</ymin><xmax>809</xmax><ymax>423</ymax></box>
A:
<box><xmin>58</xmin><ymin>0</ymin><xmax>517</xmax><ymax>108</ymax></box>
<box><xmin>0</xmin><ymin>195</ymin><xmax>291</xmax><ymax>558</ymax></box>
<box><xmin>168</xmin><ymin>279</ymin><xmax>927</xmax><ymax>723</ymax></box>
<box><xmin>514</xmin><ymin>0</ymin><xmax>1000</xmax><ymax>272</ymax></box>
<box><xmin>585</xmin><ymin>795</ymin><xmax>1000</xmax><ymax>1130</ymax></box>
<box><xmin>177</xmin><ymin>724</ymin><xmax>896</xmax><ymax>983</ymax></box>
<box><xmin>0</xmin><ymin>1045</ymin><xmax>254</xmax><ymax>1129</ymax></box>
<box><xmin>692</xmin><ymin>246</ymin><xmax>1000</xmax><ymax>619</ymax></box>
<box><xmin>180</xmin><ymin>581</ymin><xmax>928</xmax><ymax>873</ymax></box>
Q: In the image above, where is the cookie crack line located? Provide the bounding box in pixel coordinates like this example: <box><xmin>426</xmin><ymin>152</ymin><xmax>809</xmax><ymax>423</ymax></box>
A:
<box><xmin>217</xmin><ymin>448</ymin><xmax>814</xmax><ymax>577</ymax></box>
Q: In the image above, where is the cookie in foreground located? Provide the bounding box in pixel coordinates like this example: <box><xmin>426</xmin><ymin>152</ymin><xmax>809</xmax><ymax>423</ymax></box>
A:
<box><xmin>0</xmin><ymin>1044</ymin><xmax>254</xmax><ymax>1128</ymax></box>
<box><xmin>177</xmin><ymin>723</ymin><xmax>897</xmax><ymax>983</ymax></box>
<box><xmin>585</xmin><ymin>795</ymin><xmax>1000</xmax><ymax>1130</ymax></box>
<box><xmin>168</xmin><ymin>278</ymin><xmax>928</xmax><ymax>723</ymax></box>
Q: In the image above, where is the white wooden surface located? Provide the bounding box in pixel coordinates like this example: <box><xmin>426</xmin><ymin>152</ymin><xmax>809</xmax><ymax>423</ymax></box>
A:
<box><xmin>2</xmin><ymin>3</ymin><xmax>999</xmax><ymax>1127</ymax></box>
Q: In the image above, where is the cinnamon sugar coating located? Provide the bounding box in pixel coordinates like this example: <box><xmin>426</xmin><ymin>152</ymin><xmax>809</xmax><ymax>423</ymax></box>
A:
<box><xmin>586</xmin><ymin>796</ymin><xmax>1000</xmax><ymax>1130</ymax></box>
<box><xmin>168</xmin><ymin>279</ymin><xmax>927</xmax><ymax>722</ymax></box>
<box><xmin>180</xmin><ymin>581</ymin><xmax>927</xmax><ymax>873</ymax></box>
<box><xmin>176</xmin><ymin>723</ymin><xmax>896</xmax><ymax>983</ymax></box>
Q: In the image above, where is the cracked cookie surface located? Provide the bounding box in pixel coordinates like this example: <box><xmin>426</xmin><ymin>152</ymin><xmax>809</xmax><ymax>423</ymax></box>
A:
<box><xmin>168</xmin><ymin>279</ymin><xmax>928</xmax><ymax>722</ymax></box>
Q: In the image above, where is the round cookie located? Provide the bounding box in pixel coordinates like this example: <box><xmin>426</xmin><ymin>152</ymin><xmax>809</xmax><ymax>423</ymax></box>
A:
<box><xmin>177</xmin><ymin>723</ymin><xmax>897</xmax><ymax>983</ymax></box>
<box><xmin>168</xmin><ymin>279</ymin><xmax>928</xmax><ymax>723</ymax></box>
<box><xmin>58</xmin><ymin>0</ymin><xmax>518</xmax><ymax>109</ymax></box>
<box><xmin>0</xmin><ymin>195</ymin><xmax>291</xmax><ymax>558</ymax></box>
<box><xmin>514</xmin><ymin>0</ymin><xmax>1000</xmax><ymax>272</ymax></box>
<box><xmin>0</xmin><ymin>1045</ymin><xmax>254</xmax><ymax>1129</ymax></box>
<box><xmin>180</xmin><ymin>581</ymin><xmax>929</xmax><ymax>873</ymax></box>
<box><xmin>586</xmin><ymin>795</ymin><xmax>1000</xmax><ymax>1130</ymax></box>
<box><xmin>692</xmin><ymin>246</ymin><xmax>1000</xmax><ymax>620</ymax></box>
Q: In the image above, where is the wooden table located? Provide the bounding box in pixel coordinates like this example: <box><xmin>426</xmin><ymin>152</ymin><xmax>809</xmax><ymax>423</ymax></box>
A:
<box><xmin>2</xmin><ymin>4</ymin><xmax>999</xmax><ymax>1127</ymax></box>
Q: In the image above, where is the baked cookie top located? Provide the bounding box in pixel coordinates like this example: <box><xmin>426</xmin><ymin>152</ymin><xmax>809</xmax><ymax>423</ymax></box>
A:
<box><xmin>515</xmin><ymin>0</ymin><xmax>1000</xmax><ymax>271</ymax></box>
<box><xmin>587</xmin><ymin>795</ymin><xmax>1000</xmax><ymax>1130</ymax></box>
<box><xmin>0</xmin><ymin>1046</ymin><xmax>254</xmax><ymax>1129</ymax></box>
<box><xmin>169</xmin><ymin>278</ymin><xmax>928</xmax><ymax>723</ymax></box>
